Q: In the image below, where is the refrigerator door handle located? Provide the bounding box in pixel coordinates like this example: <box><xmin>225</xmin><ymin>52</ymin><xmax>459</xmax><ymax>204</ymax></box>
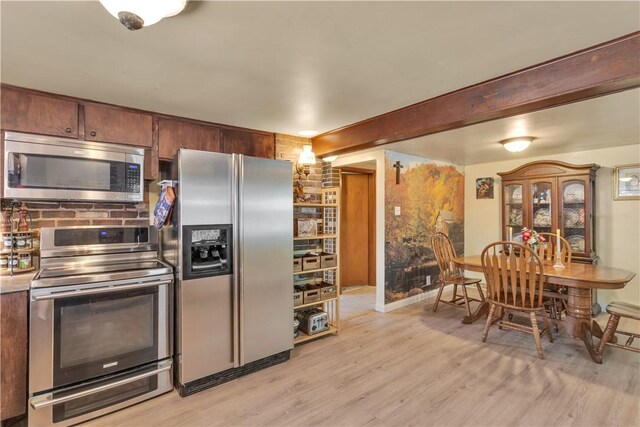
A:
<box><xmin>232</xmin><ymin>154</ymin><xmax>240</xmax><ymax>368</ymax></box>
<box><xmin>237</xmin><ymin>154</ymin><xmax>245</xmax><ymax>367</ymax></box>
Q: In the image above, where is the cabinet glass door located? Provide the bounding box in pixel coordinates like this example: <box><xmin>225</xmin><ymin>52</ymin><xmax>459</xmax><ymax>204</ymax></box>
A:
<box><xmin>530</xmin><ymin>180</ymin><xmax>554</xmax><ymax>235</ymax></box>
<box><xmin>504</xmin><ymin>183</ymin><xmax>524</xmax><ymax>242</ymax></box>
<box><xmin>561</xmin><ymin>179</ymin><xmax>587</xmax><ymax>256</ymax></box>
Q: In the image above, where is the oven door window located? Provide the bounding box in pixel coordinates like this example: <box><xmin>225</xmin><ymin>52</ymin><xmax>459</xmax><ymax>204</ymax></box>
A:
<box><xmin>53</xmin><ymin>287</ymin><xmax>158</xmax><ymax>388</ymax></box>
<box><xmin>7</xmin><ymin>153</ymin><xmax>125</xmax><ymax>192</ymax></box>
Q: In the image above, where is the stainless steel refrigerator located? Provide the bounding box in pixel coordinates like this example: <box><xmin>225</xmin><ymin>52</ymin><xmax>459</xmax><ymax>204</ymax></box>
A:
<box><xmin>162</xmin><ymin>149</ymin><xmax>293</xmax><ymax>396</ymax></box>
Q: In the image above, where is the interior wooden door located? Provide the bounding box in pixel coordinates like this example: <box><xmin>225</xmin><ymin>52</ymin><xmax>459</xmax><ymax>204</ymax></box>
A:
<box><xmin>341</xmin><ymin>173</ymin><xmax>370</xmax><ymax>287</ymax></box>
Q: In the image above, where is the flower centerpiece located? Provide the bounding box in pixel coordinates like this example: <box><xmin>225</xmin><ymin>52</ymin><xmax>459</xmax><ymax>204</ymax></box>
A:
<box><xmin>521</xmin><ymin>227</ymin><xmax>546</xmax><ymax>250</ymax></box>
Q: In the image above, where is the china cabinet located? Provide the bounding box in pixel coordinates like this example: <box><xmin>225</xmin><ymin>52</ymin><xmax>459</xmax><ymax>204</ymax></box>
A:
<box><xmin>498</xmin><ymin>161</ymin><xmax>600</xmax><ymax>264</ymax></box>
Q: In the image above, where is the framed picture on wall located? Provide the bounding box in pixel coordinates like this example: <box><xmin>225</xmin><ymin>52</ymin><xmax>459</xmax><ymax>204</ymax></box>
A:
<box><xmin>614</xmin><ymin>164</ymin><xmax>640</xmax><ymax>200</ymax></box>
<box><xmin>476</xmin><ymin>177</ymin><xmax>494</xmax><ymax>199</ymax></box>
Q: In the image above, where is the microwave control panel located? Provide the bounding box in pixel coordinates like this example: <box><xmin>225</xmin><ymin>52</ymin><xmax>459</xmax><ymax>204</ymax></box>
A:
<box><xmin>125</xmin><ymin>163</ymin><xmax>141</xmax><ymax>193</ymax></box>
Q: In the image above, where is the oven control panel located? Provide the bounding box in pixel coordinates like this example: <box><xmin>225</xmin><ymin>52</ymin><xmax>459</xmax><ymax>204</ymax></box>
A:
<box><xmin>54</xmin><ymin>227</ymin><xmax>149</xmax><ymax>246</ymax></box>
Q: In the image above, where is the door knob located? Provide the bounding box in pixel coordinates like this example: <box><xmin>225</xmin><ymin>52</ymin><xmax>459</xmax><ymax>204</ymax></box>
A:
<box><xmin>65</xmin><ymin>127</ymin><xmax>72</xmax><ymax>133</ymax></box>
<box><xmin>90</xmin><ymin>131</ymin><xmax>97</xmax><ymax>137</ymax></box>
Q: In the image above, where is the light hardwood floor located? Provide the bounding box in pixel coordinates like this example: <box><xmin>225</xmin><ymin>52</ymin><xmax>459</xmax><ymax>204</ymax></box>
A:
<box><xmin>88</xmin><ymin>287</ymin><xmax>640</xmax><ymax>426</ymax></box>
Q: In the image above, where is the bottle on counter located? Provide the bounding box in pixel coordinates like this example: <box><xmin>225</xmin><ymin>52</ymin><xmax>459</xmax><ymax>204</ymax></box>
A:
<box><xmin>3</xmin><ymin>235</ymin><xmax>14</xmax><ymax>249</ymax></box>
<box><xmin>19</xmin><ymin>253</ymin><xmax>32</xmax><ymax>270</ymax></box>
<box><xmin>17</xmin><ymin>209</ymin><xmax>30</xmax><ymax>232</ymax></box>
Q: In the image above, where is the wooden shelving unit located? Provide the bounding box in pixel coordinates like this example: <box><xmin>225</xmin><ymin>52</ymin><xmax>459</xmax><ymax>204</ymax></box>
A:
<box><xmin>295</xmin><ymin>297</ymin><xmax>338</xmax><ymax>310</ymax></box>
<box><xmin>293</xmin><ymin>234</ymin><xmax>337</xmax><ymax>241</ymax></box>
<box><xmin>293</xmin><ymin>266</ymin><xmax>337</xmax><ymax>275</ymax></box>
<box><xmin>294</xmin><ymin>326</ymin><xmax>338</xmax><ymax>345</ymax></box>
<box><xmin>294</xmin><ymin>202</ymin><xmax>338</xmax><ymax>208</ymax></box>
<box><xmin>293</xmin><ymin>187</ymin><xmax>340</xmax><ymax>345</ymax></box>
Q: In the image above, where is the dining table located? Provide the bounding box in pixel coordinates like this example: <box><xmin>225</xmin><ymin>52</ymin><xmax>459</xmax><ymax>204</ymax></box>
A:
<box><xmin>452</xmin><ymin>255</ymin><xmax>636</xmax><ymax>362</ymax></box>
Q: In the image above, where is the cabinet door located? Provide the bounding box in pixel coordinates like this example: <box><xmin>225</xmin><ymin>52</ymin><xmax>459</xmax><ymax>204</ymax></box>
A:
<box><xmin>559</xmin><ymin>177</ymin><xmax>591</xmax><ymax>259</ymax></box>
<box><xmin>158</xmin><ymin>118</ymin><xmax>221</xmax><ymax>160</ymax></box>
<box><xmin>1</xmin><ymin>86</ymin><xmax>78</xmax><ymax>137</ymax></box>
<box><xmin>1</xmin><ymin>291</ymin><xmax>27</xmax><ymax>421</ymax></box>
<box><xmin>529</xmin><ymin>179</ymin><xmax>557</xmax><ymax>235</ymax></box>
<box><xmin>84</xmin><ymin>104</ymin><xmax>153</xmax><ymax>147</ymax></box>
<box><xmin>503</xmin><ymin>181</ymin><xmax>527</xmax><ymax>242</ymax></box>
<box><xmin>220</xmin><ymin>128</ymin><xmax>275</xmax><ymax>159</ymax></box>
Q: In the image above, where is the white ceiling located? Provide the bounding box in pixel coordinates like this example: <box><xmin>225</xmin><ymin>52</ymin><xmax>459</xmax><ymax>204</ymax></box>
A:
<box><xmin>1</xmin><ymin>1</ymin><xmax>639</xmax><ymax>138</ymax></box>
<box><xmin>379</xmin><ymin>88</ymin><xmax>640</xmax><ymax>165</ymax></box>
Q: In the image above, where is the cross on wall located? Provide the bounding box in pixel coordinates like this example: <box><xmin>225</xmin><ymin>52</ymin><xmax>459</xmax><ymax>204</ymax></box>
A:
<box><xmin>393</xmin><ymin>161</ymin><xmax>403</xmax><ymax>185</ymax></box>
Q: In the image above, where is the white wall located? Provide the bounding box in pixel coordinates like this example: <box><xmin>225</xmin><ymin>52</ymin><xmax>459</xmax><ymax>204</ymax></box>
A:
<box><xmin>464</xmin><ymin>144</ymin><xmax>640</xmax><ymax>308</ymax></box>
<box><xmin>332</xmin><ymin>150</ymin><xmax>387</xmax><ymax>312</ymax></box>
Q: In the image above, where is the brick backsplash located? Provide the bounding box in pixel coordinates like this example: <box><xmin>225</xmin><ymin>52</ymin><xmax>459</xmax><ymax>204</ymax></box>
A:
<box><xmin>1</xmin><ymin>200</ymin><xmax>150</xmax><ymax>230</ymax></box>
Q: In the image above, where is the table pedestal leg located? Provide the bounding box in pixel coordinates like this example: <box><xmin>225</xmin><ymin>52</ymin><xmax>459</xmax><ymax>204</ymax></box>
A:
<box><xmin>461</xmin><ymin>301</ymin><xmax>489</xmax><ymax>324</ymax></box>
<box><xmin>566</xmin><ymin>287</ymin><xmax>592</xmax><ymax>338</ymax></box>
<box><xmin>567</xmin><ymin>287</ymin><xmax>609</xmax><ymax>363</ymax></box>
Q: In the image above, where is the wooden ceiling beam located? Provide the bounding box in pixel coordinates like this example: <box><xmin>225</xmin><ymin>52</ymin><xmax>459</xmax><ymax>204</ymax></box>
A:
<box><xmin>312</xmin><ymin>32</ymin><xmax>640</xmax><ymax>156</ymax></box>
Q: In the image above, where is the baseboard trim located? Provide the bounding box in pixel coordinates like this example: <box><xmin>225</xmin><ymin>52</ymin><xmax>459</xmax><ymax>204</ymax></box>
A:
<box><xmin>377</xmin><ymin>283</ymin><xmax>488</xmax><ymax>313</ymax></box>
<box><xmin>378</xmin><ymin>288</ymin><xmax>439</xmax><ymax>313</ymax></box>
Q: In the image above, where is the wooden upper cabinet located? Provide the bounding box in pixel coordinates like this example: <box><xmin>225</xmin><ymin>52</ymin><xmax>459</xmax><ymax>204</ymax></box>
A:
<box><xmin>221</xmin><ymin>128</ymin><xmax>275</xmax><ymax>159</ymax></box>
<box><xmin>1</xmin><ymin>86</ymin><xmax>79</xmax><ymax>137</ymax></box>
<box><xmin>84</xmin><ymin>104</ymin><xmax>153</xmax><ymax>147</ymax></box>
<box><xmin>158</xmin><ymin>118</ymin><xmax>221</xmax><ymax>160</ymax></box>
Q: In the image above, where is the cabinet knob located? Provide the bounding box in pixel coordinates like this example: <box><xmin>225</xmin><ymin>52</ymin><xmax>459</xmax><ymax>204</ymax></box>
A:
<box><xmin>90</xmin><ymin>131</ymin><xmax>97</xmax><ymax>137</ymax></box>
<box><xmin>65</xmin><ymin>127</ymin><xmax>72</xmax><ymax>133</ymax></box>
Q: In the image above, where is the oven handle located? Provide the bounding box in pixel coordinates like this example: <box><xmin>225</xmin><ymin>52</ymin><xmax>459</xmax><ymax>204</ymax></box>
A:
<box><xmin>32</xmin><ymin>279</ymin><xmax>172</xmax><ymax>301</ymax></box>
<box><xmin>30</xmin><ymin>361</ymin><xmax>172</xmax><ymax>410</ymax></box>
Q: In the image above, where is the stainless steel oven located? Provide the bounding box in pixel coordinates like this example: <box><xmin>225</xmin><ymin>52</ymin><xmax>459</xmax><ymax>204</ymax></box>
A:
<box><xmin>3</xmin><ymin>131</ymin><xmax>144</xmax><ymax>202</ymax></box>
<box><xmin>28</xmin><ymin>226</ymin><xmax>173</xmax><ymax>426</ymax></box>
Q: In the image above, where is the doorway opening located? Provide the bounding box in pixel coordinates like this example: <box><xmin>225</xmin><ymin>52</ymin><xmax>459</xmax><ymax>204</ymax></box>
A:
<box><xmin>340</xmin><ymin>166</ymin><xmax>376</xmax><ymax>296</ymax></box>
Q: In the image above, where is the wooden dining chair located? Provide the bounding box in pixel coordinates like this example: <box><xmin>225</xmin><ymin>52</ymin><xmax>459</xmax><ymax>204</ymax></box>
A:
<box><xmin>534</xmin><ymin>233</ymin><xmax>572</xmax><ymax>265</ymax></box>
<box><xmin>536</xmin><ymin>233</ymin><xmax>572</xmax><ymax>326</ymax></box>
<box><xmin>592</xmin><ymin>301</ymin><xmax>640</xmax><ymax>364</ymax></box>
<box><xmin>431</xmin><ymin>232</ymin><xmax>484</xmax><ymax>316</ymax></box>
<box><xmin>481</xmin><ymin>241</ymin><xmax>554</xmax><ymax>359</ymax></box>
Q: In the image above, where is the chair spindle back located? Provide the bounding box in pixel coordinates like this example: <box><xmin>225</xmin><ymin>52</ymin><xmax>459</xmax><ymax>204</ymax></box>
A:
<box><xmin>432</xmin><ymin>232</ymin><xmax>459</xmax><ymax>282</ymax></box>
<box><xmin>534</xmin><ymin>232</ymin><xmax>572</xmax><ymax>265</ymax></box>
<box><xmin>481</xmin><ymin>241</ymin><xmax>545</xmax><ymax>309</ymax></box>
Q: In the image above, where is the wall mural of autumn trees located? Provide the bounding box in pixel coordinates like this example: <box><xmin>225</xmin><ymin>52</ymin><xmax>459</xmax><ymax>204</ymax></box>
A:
<box><xmin>385</xmin><ymin>151</ymin><xmax>464</xmax><ymax>304</ymax></box>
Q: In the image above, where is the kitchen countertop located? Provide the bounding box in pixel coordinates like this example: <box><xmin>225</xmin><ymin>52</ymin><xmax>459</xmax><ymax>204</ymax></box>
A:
<box><xmin>0</xmin><ymin>272</ymin><xmax>34</xmax><ymax>294</ymax></box>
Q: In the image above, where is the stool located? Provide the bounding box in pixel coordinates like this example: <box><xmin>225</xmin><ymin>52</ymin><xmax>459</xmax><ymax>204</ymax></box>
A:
<box><xmin>594</xmin><ymin>301</ymin><xmax>640</xmax><ymax>364</ymax></box>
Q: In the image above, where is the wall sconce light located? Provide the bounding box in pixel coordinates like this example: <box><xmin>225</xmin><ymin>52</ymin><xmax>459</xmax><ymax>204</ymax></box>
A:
<box><xmin>295</xmin><ymin>145</ymin><xmax>316</xmax><ymax>179</ymax></box>
<box><xmin>500</xmin><ymin>137</ymin><xmax>534</xmax><ymax>153</ymax></box>
<box><xmin>99</xmin><ymin>0</ymin><xmax>188</xmax><ymax>30</ymax></box>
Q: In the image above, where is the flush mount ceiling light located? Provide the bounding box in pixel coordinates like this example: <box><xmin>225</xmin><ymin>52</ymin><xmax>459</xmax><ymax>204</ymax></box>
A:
<box><xmin>295</xmin><ymin>145</ymin><xmax>316</xmax><ymax>179</ymax></box>
<box><xmin>500</xmin><ymin>137</ymin><xmax>534</xmax><ymax>153</ymax></box>
<box><xmin>99</xmin><ymin>0</ymin><xmax>188</xmax><ymax>31</ymax></box>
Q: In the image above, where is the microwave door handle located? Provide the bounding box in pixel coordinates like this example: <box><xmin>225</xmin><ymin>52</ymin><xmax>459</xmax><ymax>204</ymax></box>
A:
<box><xmin>31</xmin><ymin>280</ymin><xmax>172</xmax><ymax>301</ymax></box>
<box><xmin>30</xmin><ymin>361</ymin><xmax>172</xmax><ymax>410</ymax></box>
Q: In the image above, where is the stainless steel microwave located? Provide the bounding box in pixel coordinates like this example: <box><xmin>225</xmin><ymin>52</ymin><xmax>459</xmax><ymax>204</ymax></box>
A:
<box><xmin>3</xmin><ymin>132</ymin><xmax>144</xmax><ymax>202</ymax></box>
